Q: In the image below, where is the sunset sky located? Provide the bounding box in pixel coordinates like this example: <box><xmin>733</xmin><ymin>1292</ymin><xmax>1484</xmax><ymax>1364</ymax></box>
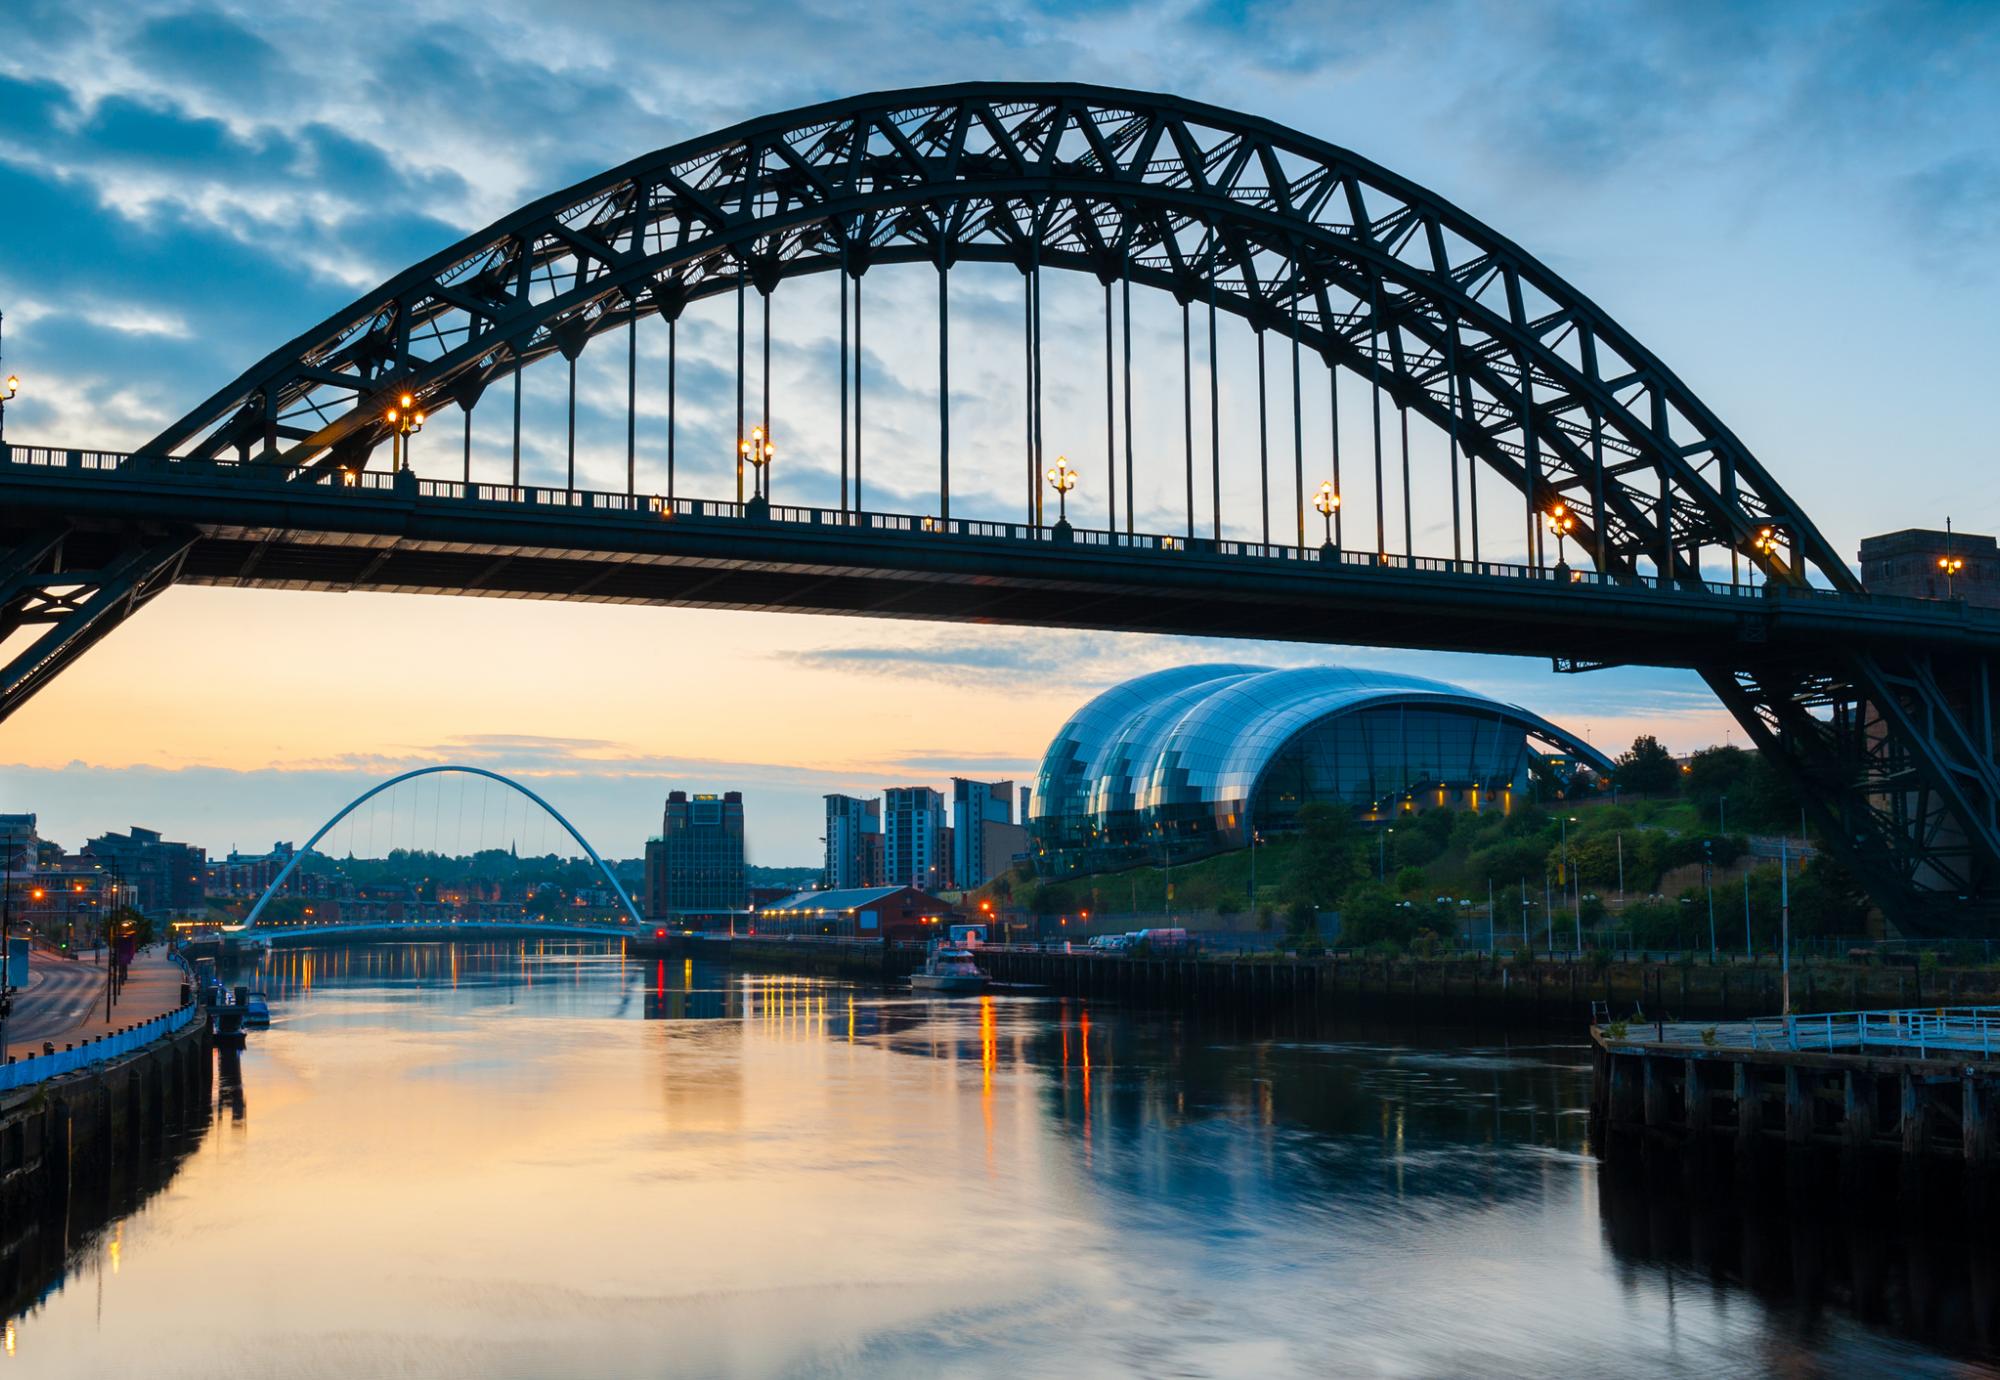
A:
<box><xmin>2</xmin><ymin>0</ymin><xmax>1995</xmax><ymax>863</ymax></box>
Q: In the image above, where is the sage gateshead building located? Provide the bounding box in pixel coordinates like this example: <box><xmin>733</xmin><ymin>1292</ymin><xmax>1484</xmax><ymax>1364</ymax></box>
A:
<box><xmin>1028</xmin><ymin>665</ymin><xmax>1613</xmax><ymax>875</ymax></box>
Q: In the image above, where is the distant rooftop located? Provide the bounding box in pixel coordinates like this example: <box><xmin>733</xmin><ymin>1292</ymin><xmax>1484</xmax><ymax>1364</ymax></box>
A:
<box><xmin>1858</xmin><ymin>528</ymin><xmax>1998</xmax><ymax>609</ymax></box>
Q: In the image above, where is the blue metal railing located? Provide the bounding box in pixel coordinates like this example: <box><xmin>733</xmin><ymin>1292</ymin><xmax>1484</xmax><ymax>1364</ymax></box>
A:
<box><xmin>0</xmin><ymin>999</ymin><xmax>200</xmax><ymax>1094</ymax></box>
<box><xmin>1746</xmin><ymin>1007</ymin><xmax>2000</xmax><ymax>1057</ymax></box>
<box><xmin>4</xmin><ymin>442</ymin><xmax>1993</xmax><ymax>627</ymax></box>
<box><xmin>1633</xmin><ymin>1006</ymin><xmax>2000</xmax><ymax>1059</ymax></box>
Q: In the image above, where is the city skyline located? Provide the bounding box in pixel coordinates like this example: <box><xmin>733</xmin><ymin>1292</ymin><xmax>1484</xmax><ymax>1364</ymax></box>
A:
<box><xmin>2</xmin><ymin>1</ymin><xmax>1995</xmax><ymax>862</ymax></box>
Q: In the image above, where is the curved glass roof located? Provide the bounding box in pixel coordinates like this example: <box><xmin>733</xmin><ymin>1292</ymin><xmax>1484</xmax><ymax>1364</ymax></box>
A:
<box><xmin>1033</xmin><ymin>663</ymin><xmax>1616</xmax><ymax>835</ymax></box>
<box><xmin>1030</xmin><ymin>664</ymin><xmax>1263</xmax><ymax>825</ymax></box>
<box><xmin>1134</xmin><ymin>666</ymin><xmax>1608</xmax><ymax>815</ymax></box>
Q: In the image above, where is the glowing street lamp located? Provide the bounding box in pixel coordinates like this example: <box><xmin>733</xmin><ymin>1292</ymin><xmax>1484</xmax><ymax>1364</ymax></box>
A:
<box><xmin>1545</xmin><ymin>501</ymin><xmax>1577</xmax><ymax>570</ymax></box>
<box><xmin>1940</xmin><ymin>553</ymin><xmax>1965</xmax><ymax>598</ymax></box>
<box><xmin>1314</xmin><ymin>481</ymin><xmax>1341</xmax><ymax>556</ymax></box>
<box><xmin>1743</xmin><ymin>523</ymin><xmax>1789</xmax><ymax>588</ymax></box>
<box><xmin>385</xmin><ymin>392</ymin><xmax>425</xmax><ymax>472</ymax></box>
<box><xmin>740</xmin><ymin>425</ymin><xmax>775</xmax><ymax>501</ymax></box>
<box><xmin>1045</xmin><ymin>454</ymin><xmax>1078</xmax><ymax>525</ymax></box>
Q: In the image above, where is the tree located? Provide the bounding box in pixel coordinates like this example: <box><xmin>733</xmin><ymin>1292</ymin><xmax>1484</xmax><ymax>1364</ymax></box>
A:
<box><xmin>1614</xmin><ymin>734</ymin><xmax>1679</xmax><ymax>796</ymax></box>
<box><xmin>1684</xmin><ymin>746</ymin><xmax>1750</xmax><ymax>826</ymax></box>
<box><xmin>1279</xmin><ymin>804</ymin><xmax>1367</xmax><ymax>910</ymax></box>
<box><xmin>1338</xmin><ymin>883</ymin><xmax>1415</xmax><ymax>949</ymax></box>
<box><xmin>1788</xmin><ymin>855</ymin><xmax>1872</xmax><ymax>937</ymax></box>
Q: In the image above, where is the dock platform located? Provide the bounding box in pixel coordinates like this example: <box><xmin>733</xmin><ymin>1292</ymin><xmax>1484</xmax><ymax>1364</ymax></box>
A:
<box><xmin>1592</xmin><ymin>1006</ymin><xmax>2000</xmax><ymax>1165</ymax></box>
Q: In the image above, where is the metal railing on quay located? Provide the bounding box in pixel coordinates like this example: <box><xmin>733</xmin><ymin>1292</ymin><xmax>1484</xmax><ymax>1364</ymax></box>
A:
<box><xmin>1741</xmin><ymin>1006</ymin><xmax>2000</xmax><ymax>1058</ymax></box>
<box><xmin>6</xmin><ymin>441</ymin><xmax>1997</xmax><ymax>628</ymax></box>
<box><xmin>0</xmin><ymin>999</ymin><xmax>200</xmax><ymax>1094</ymax></box>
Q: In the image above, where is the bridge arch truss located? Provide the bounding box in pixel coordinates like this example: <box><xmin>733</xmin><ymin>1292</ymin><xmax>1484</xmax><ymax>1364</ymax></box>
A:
<box><xmin>149</xmin><ymin>82</ymin><xmax>1847</xmax><ymax>594</ymax></box>
<box><xmin>239</xmin><ymin>765</ymin><xmax>643</xmax><ymax>930</ymax></box>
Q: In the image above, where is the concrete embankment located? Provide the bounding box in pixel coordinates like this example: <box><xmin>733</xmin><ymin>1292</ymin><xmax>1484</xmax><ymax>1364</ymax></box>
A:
<box><xmin>0</xmin><ymin>1007</ymin><xmax>212</xmax><ymax>1316</ymax></box>
<box><xmin>645</xmin><ymin>936</ymin><xmax>2000</xmax><ymax>1030</ymax></box>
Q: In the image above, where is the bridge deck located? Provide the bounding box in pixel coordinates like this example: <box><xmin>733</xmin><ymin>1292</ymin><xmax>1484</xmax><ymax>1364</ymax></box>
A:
<box><xmin>6</xmin><ymin>446</ymin><xmax>1993</xmax><ymax>667</ymax></box>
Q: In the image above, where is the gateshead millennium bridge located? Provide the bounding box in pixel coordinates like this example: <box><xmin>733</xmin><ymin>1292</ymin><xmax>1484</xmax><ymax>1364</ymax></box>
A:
<box><xmin>0</xmin><ymin>84</ymin><xmax>1993</xmax><ymax>928</ymax></box>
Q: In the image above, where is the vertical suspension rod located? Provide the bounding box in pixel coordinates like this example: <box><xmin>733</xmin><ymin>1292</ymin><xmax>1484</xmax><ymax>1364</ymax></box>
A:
<box><xmin>1447</xmin><ymin>329</ymin><xmax>1462</xmax><ymax>566</ymax></box>
<box><xmin>626</xmin><ymin>313</ymin><xmax>636</xmax><ymax>497</ymax></box>
<box><xmin>1104</xmin><ymin>278</ymin><xmax>1115</xmax><ymax>534</ymax></box>
<box><xmin>1024</xmin><ymin>270</ymin><xmax>1034</xmax><ymax>529</ymax></box>
<box><xmin>735</xmin><ymin>265</ymin><xmax>746</xmax><ymax>505</ymax></box>
<box><xmin>1291</xmin><ymin>317</ymin><xmax>1304</xmax><ymax>553</ymax></box>
<box><xmin>1122</xmin><ymin>268</ymin><xmax>1134</xmax><ymax>537</ymax></box>
<box><xmin>1207</xmin><ymin>282</ymin><xmax>1220</xmax><ymax>543</ymax></box>
<box><xmin>939</xmin><ymin>262</ymin><xmax>950</xmax><ymax>522</ymax></box>
<box><xmin>761</xmin><ymin>287</ymin><xmax>772</xmax><ymax>501</ymax></box>
<box><xmin>854</xmin><ymin>272</ymin><xmax>864</xmax><ymax>513</ymax></box>
<box><xmin>1370</xmin><ymin>281</ymin><xmax>1385</xmax><ymax>559</ymax></box>
<box><xmin>1401</xmin><ymin>405</ymin><xmax>1413</xmax><ymax>559</ymax></box>
<box><xmin>1256</xmin><ymin>328</ymin><xmax>1270</xmax><ymax>547</ymax></box>
<box><xmin>511</xmin><ymin>363</ymin><xmax>521</xmax><ymax>488</ymax></box>
<box><xmin>1330</xmin><ymin>356</ymin><xmax>1343</xmax><ymax>551</ymax></box>
<box><xmin>1182</xmin><ymin>299</ymin><xmax>1194</xmax><ymax>541</ymax></box>
<box><xmin>1033</xmin><ymin>262</ymin><xmax>1045</xmax><ymax>528</ymax></box>
<box><xmin>565</xmin><ymin>352</ymin><xmax>576</xmax><ymax>493</ymax></box>
<box><xmin>667</xmin><ymin>317</ymin><xmax>677</xmax><ymax>500</ymax></box>
<box><xmin>839</xmin><ymin>251</ymin><xmax>849</xmax><ymax>515</ymax></box>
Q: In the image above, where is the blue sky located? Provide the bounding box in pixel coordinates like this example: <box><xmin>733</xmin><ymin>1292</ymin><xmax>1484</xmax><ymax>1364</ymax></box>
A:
<box><xmin>2</xmin><ymin>0</ymin><xmax>1995</xmax><ymax>863</ymax></box>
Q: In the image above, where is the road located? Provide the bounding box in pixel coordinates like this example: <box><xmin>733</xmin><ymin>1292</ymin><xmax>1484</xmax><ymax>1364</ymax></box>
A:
<box><xmin>4</xmin><ymin>946</ymin><xmax>185</xmax><ymax>1059</ymax></box>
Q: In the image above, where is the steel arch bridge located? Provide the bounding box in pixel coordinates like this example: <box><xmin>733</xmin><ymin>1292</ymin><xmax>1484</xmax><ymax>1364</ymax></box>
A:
<box><xmin>239</xmin><ymin>765</ymin><xmax>643</xmax><ymax>930</ymax></box>
<box><xmin>1</xmin><ymin>83</ymin><xmax>1995</xmax><ymax>929</ymax></box>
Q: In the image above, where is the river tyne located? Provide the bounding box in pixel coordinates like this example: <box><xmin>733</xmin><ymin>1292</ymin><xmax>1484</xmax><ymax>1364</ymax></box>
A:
<box><xmin>8</xmin><ymin>940</ymin><xmax>1998</xmax><ymax>1378</ymax></box>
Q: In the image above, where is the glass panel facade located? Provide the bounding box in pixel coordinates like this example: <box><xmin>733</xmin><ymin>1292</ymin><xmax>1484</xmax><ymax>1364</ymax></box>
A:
<box><xmin>1028</xmin><ymin>665</ymin><xmax>1608</xmax><ymax>875</ymax></box>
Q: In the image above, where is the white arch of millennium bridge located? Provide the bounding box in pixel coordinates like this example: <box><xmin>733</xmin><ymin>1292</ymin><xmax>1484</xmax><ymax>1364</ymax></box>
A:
<box><xmin>240</xmin><ymin>764</ymin><xmax>643</xmax><ymax>929</ymax></box>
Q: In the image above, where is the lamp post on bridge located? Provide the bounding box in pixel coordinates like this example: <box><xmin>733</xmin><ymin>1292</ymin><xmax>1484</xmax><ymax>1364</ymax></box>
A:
<box><xmin>1752</xmin><ymin>525</ymin><xmax>1786</xmax><ymax>588</ymax></box>
<box><xmin>741</xmin><ymin>425</ymin><xmax>774</xmax><ymax>516</ymax></box>
<box><xmin>1046</xmin><ymin>455</ymin><xmax>1077</xmax><ymax>540</ymax></box>
<box><xmin>1546</xmin><ymin>502</ymin><xmax>1576</xmax><ymax>579</ymax></box>
<box><xmin>386</xmin><ymin>393</ymin><xmax>425</xmax><ymax>474</ymax></box>
<box><xmin>1315</xmin><ymin>482</ymin><xmax>1341</xmax><ymax>559</ymax></box>
<box><xmin>1939</xmin><ymin>516</ymin><xmax>1964</xmax><ymax>600</ymax></box>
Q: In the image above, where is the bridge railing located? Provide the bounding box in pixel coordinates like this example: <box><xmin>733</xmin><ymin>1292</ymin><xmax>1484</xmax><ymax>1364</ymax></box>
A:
<box><xmin>0</xmin><ymin>999</ymin><xmax>200</xmax><ymax>1094</ymax></box>
<box><xmin>7</xmin><ymin>442</ymin><xmax>1994</xmax><ymax>625</ymax></box>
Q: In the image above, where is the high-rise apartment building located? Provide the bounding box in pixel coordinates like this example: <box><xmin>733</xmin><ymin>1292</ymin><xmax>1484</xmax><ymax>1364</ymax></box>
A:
<box><xmin>883</xmin><ymin>787</ymin><xmax>948</xmax><ymax>891</ymax></box>
<box><xmin>645</xmin><ymin>791</ymin><xmax>747</xmax><ymax>918</ymax></box>
<box><xmin>951</xmin><ymin>778</ymin><xmax>1023</xmax><ymax>889</ymax></box>
<box><xmin>822</xmin><ymin>794</ymin><xmax>882</xmax><ymax>890</ymax></box>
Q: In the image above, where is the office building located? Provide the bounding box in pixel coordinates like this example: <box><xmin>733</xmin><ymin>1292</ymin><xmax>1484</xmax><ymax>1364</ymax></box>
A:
<box><xmin>645</xmin><ymin>791</ymin><xmax>747</xmax><ymax>919</ymax></box>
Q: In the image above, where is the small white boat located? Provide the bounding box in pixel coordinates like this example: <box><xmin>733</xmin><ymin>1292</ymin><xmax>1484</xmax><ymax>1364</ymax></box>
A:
<box><xmin>911</xmin><ymin>945</ymin><xmax>988</xmax><ymax>994</ymax></box>
<box><xmin>242</xmin><ymin>991</ymin><xmax>272</xmax><ymax>1027</ymax></box>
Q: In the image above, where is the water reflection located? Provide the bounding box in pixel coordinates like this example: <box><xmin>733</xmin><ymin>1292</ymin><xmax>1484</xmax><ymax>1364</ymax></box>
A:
<box><xmin>5</xmin><ymin>941</ymin><xmax>1994</xmax><ymax>1377</ymax></box>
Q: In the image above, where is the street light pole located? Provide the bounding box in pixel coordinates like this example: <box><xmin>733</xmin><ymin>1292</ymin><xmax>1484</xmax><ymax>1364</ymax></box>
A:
<box><xmin>1314</xmin><ymin>482</ymin><xmax>1341</xmax><ymax>556</ymax></box>
<box><xmin>0</xmin><ymin>311</ymin><xmax>18</xmax><ymax>452</ymax></box>
<box><xmin>1703</xmin><ymin>839</ymin><xmax>1717</xmax><ymax>962</ymax></box>
<box><xmin>1045</xmin><ymin>455</ymin><xmax>1077</xmax><ymax>531</ymax></box>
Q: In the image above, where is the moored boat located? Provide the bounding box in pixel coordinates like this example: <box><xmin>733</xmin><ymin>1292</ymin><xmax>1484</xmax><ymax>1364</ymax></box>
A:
<box><xmin>911</xmin><ymin>945</ymin><xmax>988</xmax><ymax>994</ymax></box>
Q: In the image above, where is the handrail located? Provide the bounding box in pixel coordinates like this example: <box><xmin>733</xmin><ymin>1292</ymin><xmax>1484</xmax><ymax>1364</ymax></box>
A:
<box><xmin>0</xmin><ymin>998</ymin><xmax>200</xmax><ymax>1094</ymax></box>
<box><xmin>2</xmin><ymin>442</ymin><xmax>1991</xmax><ymax>626</ymax></box>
